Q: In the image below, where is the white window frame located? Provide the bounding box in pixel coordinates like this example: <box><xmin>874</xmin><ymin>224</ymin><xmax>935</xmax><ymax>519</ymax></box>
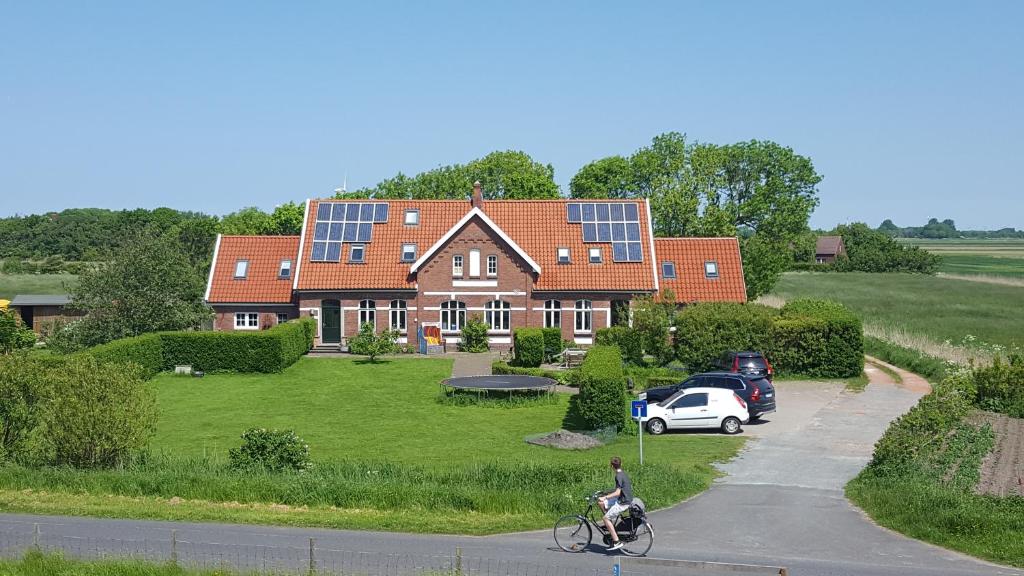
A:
<box><xmin>440</xmin><ymin>300</ymin><xmax>467</xmax><ymax>333</ymax></box>
<box><xmin>486</xmin><ymin>254</ymin><xmax>498</xmax><ymax>277</ymax></box>
<box><xmin>350</xmin><ymin>244</ymin><xmax>366</xmax><ymax>263</ymax></box>
<box><xmin>574</xmin><ymin>300</ymin><xmax>592</xmax><ymax>333</ymax></box>
<box><xmin>544</xmin><ymin>300</ymin><xmax>561</xmax><ymax>328</ymax></box>
<box><xmin>358</xmin><ymin>300</ymin><xmax>376</xmax><ymax>330</ymax></box>
<box><xmin>390</xmin><ymin>299</ymin><xmax>407</xmax><ymax>332</ymax></box>
<box><xmin>235</xmin><ymin>312</ymin><xmax>260</xmax><ymax>330</ymax></box>
<box><xmin>403</xmin><ymin>209</ymin><xmax>420</xmax><ymax>226</ymax></box>
<box><xmin>662</xmin><ymin>261</ymin><xmax>676</xmax><ymax>279</ymax></box>
<box><xmin>234</xmin><ymin>260</ymin><xmax>249</xmax><ymax>279</ymax></box>
<box><xmin>704</xmin><ymin>260</ymin><xmax>719</xmax><ymax>279</ymax></box>
<box><xmin>588</xmin><ymin>247</ymin><xmax>602</xmax><ymax>264</ymax></box>
<box><xmin>484</xmin><ymin>300</ymin><xmax>511</xmax><ymax>332</ymax></box>
<box><xmin>278</xmin><ymin>259</ymin><xmax>292</xmax><ymax>279</ymax></box>
<box><xmin>557</xmin><ymin>247</ymin><xmax>570</xmax><ymax>264</ymax></box>
<box><xmin>401</xmin><ymin>244</ymin><xmax>417</xmax><ymax>262</ymax></box>
<box><xmin>276</xmin><ymin>312</ymin><xmax>289</xmax><ymax>324</ymax></box>
<box><xmin>452</xmin><ymin>255</ymin><xmax>464</xmax><ymax>277</ymax></box>
<box><xmin>469</xmin><ymin>249</ymin><xmax>481</xmax><ymax>277</ymax></box>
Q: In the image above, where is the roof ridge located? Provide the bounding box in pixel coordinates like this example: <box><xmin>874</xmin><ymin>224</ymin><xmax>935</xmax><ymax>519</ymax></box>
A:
<box><xmin>221</xmin><ymin>235</ymin><xmax>301</xmax><ymax>239</ymax></box>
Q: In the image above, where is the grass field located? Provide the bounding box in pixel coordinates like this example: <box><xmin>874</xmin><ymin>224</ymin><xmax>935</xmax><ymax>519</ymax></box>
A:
<box><xmin>0</xmin><ymin>357</ymin><xmax>743</xmax><ymax>534</ymax></box>
<box><xmin>898</xmin><ymin>239</ymin><xmax>1024</xmax><ymax>278</ymax></box>
<box><xmin>772</xmin><ymin>272</ymin><xmax>1023</xmax><ymax>353</ymax></box>
<box><xmin>0</xmin><ymin>273</ymin><xmax>77</xmax><ymax>300</ymax></box>
<box><xmin>0</xmin><ymin>550</ymin><xmax>251</xmax><ymax>576</ymax></box>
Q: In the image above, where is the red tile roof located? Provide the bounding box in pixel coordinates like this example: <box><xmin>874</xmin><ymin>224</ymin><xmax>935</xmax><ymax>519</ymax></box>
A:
<box><xmin>206</xmin><ymin>236</ymin><xmax>299</xmax><ymax>303</ymax></box>
<box><xmin>654</xmin><ymin>238</ymin><xmax>747</xmax><ymax>303</ymax></box>
<box><xmin>294</xmin><ymin>198</ymin><xmax>658</xmax><ymax>292</ymax></box>
<box><xmin>816</xmin><ymin>235</ymin><xmax>844</xmax><ymax>256</ymax></box>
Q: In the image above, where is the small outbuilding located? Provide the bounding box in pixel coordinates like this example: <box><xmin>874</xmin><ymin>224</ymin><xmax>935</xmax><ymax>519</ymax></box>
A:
<box><xmin>815</xmin><ymin>236</ymin><xmax>846</xmax><ymax>264</ymax></box>
<box><xmin>8</xmin><ymin>294</ymin><xmax>83</xmax><ymax>333</ymax></box>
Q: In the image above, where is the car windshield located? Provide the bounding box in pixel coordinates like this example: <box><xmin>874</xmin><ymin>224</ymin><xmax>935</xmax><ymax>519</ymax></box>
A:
<box><xmin>740</xmin><ymin>357</ymin><xmax>767</xmax><ymax>370</ymax></box>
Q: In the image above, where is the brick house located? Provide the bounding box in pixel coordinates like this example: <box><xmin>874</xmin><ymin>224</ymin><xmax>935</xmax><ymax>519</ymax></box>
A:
<box><xmin>815</xmin><ymin>235</ymin><xmax>846</xmax><ymax>264</ymax></box>
<box><xmin>205</xmin><ymin>184</ymin><xmax>747</xmax><ymax>349</ymax></box>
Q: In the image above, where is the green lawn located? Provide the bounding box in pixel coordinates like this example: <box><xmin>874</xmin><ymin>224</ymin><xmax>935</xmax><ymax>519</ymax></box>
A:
<box><xmin>772</xmin><ymin>272</ymin><xmax>1023</xmax><ymax>350</ymax></box>
<box><xmin>0</xmin><ymin>357</ymin><xmax>743</xmax><ymax>534</ymax></box>
<box><xmin>0</xmin><ymin>550</ymin><xmax>251</xmax><ymax>576</ymax></box>
<box><xmin>937</xmin><ymin>254</ymin><xmax>1024</xmax><ymax>278</ymax></box>
<box><xmin>0</xmin><ymin>273</ymin><xmax>77</xmax><ymax>300</ymax></box>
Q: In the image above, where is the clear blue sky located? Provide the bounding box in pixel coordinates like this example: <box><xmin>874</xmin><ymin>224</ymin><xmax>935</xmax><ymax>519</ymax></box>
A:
<box><xmin>2</xmin><ymin>1</ymin><xmax>1021</xmax><ymax>230</ymax></box>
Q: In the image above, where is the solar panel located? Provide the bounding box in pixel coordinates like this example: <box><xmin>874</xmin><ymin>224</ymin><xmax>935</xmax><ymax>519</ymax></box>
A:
<box><xmin>582</xmin><ymin>223</ymin><xmax>598</xmax><ymax>242</ymax></box>
<box><xmin>626</xmin><ymin>223</ymin><xmax>641</xmax><ymax>241</ymax></box>
<box><xmin>569</xmin><ymin>203</ymin><xmax>643</xmax><ymax>261</ymax></box>
<box><xmin>610</xmin><ymin>203</ymin><xmax>624</xmax><ymax>221</ymax></box>
<box><xmin>624</xmin><ymin>203</ymin><xmax>638</xmax><ymax>221</ymax></box>
<box><xmin>627</xmin><ymin>242</ymin><xmax>642</xmax><ymax>261</ymax></box>
<box><xmin>357</xmin><ymin>223</ymin><xmax>372</xmax><ymax>242</ymax></box>
<box><xmin>346</xmin><ymin>203</ymin><xmax>360</xmax><ymax>221</ymax></box>
<box><xmin>611</xmin><ymin>243</ymin><xmax>628</xmax><ymax>261</ymax></box>
<box><xmin>328</xmin><ymin>223</ymin><xmax>343</xmax><ymax>241</ymax></box>
<box><xmin>317</xmin><ymin>203</ymin><xmax>332</xmax><ymax>221</ymax></box>
<box><xmin>597</xmin><ymin>223</ymin><xmax>611</xmax><ymax>242</ymax></box>
<box><xmin>310</xmin><ymin>202</ymin><xmax>389</xmax><ymax>261</ymax></box>
<box><xmin>325</xmin><ymin>242</ymin><xmax>342</xmax><ymax>262</ymax></box>
<box><xmin>596</xmin><ymin>203</ymin><xmax>610</xmax><ymax>221</ymax></box>
<box><xmin>343</xmin><ymin>223</ymin><xmax>357</xmax><ymax>242</ymax></box>
<box><xmin>582</xmin><ymin>203</ymin><xmax>596</xmax><ymax>222</ymax></box>
<box><xmin>373</xmin><ymin>203</ymin><xmax>389</xmax><ymax>223</ymax></box>
<box><xmin>314</xmin><ymin>223</ymin><xmax>329</xmax><ymax>241</ymax></box>
<box><xmin>311</xmin><ymin>242</ymin><xmax>327</xmax><ymax>261</ymax></box>
<box><xmin>567</xmin><ymin>203</ymin><xmax>582</xmax><ymax>223</ymax></box>
<box><xmin>611</xmin><ymin>223</ymin><xmax>625</xmax><ymax>241</ymax></box>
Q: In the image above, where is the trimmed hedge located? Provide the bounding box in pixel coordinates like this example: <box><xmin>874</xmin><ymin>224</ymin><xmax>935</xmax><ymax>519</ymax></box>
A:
<box><xmin>83</xmin><ymin>318</ymin><xmax>315</xmax><ymax>377</ymax></box>
<box><xmin>491</xmin><ymin>360</ymin><xmax>574</xmax><ymax>385</ymax></box>
<box><xmin>512</xmin><ymin>327</ymin><xmax>544</xmax><ymax>368</ymax></box>
<box><xmin>595</xmin><ymin>326</ymin><xmax>643</xmax><ymax>365</ymax></box>
<box><xmin>576</xmin><ymin>345</ymin><xmax>628</xmax><ymax>431</ymax></box>
<box><xmin>673</xmin><ymin>303</ymin><xmax>776</xmax><ymax>373</ymax></box>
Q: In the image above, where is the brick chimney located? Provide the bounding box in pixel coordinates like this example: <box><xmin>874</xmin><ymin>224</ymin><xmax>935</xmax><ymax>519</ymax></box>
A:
<box><xmin>471</xmin><ymin>181</ymin><xmax>483</xmax><ymax>209</ymax></box>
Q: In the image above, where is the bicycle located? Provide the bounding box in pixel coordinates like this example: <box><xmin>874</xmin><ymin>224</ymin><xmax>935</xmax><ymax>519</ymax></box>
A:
<box><xmin>553</xmin><ymin>491</ymin><xmax>654</xmax><ymax>556</ymax></box>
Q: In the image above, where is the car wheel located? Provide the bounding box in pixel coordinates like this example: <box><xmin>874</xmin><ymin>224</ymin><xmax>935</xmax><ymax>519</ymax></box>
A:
<box><xmin>721</xmin><ymin>416</ymin><xmax>742</xmax><ymax>435</ymax></box>
<box><xmin>646</xmin><ymin>418</ymin><xmax>666</xmax><ymax>435</ymax></box>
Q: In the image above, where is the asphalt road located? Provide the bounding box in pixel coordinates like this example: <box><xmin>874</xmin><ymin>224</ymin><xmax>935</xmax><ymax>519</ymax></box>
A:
<box><xmin>0</xmin><ymin>360</ymin><xmax>1020</xmax><ymax>576</ymax></box>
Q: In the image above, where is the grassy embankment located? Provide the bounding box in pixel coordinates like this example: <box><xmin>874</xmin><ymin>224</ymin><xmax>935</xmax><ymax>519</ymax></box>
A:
<box><xmin>0</xmin><ymin>357</ymin><xmax>743</xmax><ymax>534</ymax></box>
<box><xmin>0</xmin><ymin>273</ymin><xmax>77</xmax><ymax>300</ymax></box>
<box><xmin>0</xmin><ymin>550</ymin><xmax>255</xmax><ymax>576</ymax></box>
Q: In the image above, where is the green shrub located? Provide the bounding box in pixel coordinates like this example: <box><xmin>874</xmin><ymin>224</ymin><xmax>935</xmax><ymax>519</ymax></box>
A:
<box><xmin>863</xmin><ymin>336</ymin><xmax>948</xmax><ymax>383</ymax></box>
<box><xmin>0</xmin><ymin>354</ymin><xmax>55</xmax><ymax>461</ymax></box>
<box><xmin>85</xmin><ymin>333</ymin><xmax>163</xmax><ymax>378</ymax></box>
<box><xmin>769</xmin><ymin>299</ymin><xmax>863</xmax><ymax>378</ymax></box>
<box><xmin>972</xmin><ymin>355</ymin><xmax>1024</xmax><ymax>418</ymax></box>
<box><xmin>348</xmin><ymin>322</ymin><xmax>399</xmax><ymax>361</ymax></box>
<box><xmin>459</xmin><ymin>315</ymin><xmax>490</xmax><ymax>352</ymax></box>
<box><xmin>491</xmin><ymin>360</ymin><xmax>574</xmax><ymax>385</ymax></box>
<box><xmin>541</xmin><ymin>327</ymin><xmax>563</xmax><ymax>361</ymax></box>
<box><xmin>643</xmin><ymin>376</ymin><xmax>682</xmax><ymax>389</ymax></box>
<box><xmin>576</xmin><ymin>345</ymin><xmax>628</xmax><ymax>431</ymax></box>
<box><xmin>596</xmin><ymin>326</ymin><xmax>643</xmax><ymax>365</ymax></box>
<box><xmin>228</xmin><ymin>428</ymin><xmax>311</xmax><ymax>472</ymax></box>
<box><xmin>35</xmin><ymin>355</ymin><xmax>157</xmax><ymax>468</ymax></box>
<box><xmin>674</xmin><ymin>303</ymin><xmax>776</xmax><ymax>372</ymax></box>
<box><xmin>0</xmin><ymin>309</ymin><xmax>36</xmax><ymax>354</ymax></box>
<box><xmin>512</xmin><ymin>327</ymin><xmax>544</xmax><ymax>368</ymax></box>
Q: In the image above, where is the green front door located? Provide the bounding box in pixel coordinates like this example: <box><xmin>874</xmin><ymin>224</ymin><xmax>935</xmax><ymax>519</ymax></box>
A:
<box><xmin>321</xmin><ymin>300</ymin><xmax>341</xmax><ymax>344</ymax></box>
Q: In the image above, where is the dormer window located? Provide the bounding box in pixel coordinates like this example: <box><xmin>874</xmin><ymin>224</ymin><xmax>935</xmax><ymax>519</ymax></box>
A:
<box><xmin>350</xmin><ymin>244</ymin><xmax>366</xmax><ymax>263</ymax></box>
<box><xmin>662</xmin><ymin>261</ymin><xmax>676</xmax><ymax>279</ymax></box>
<box><xmin>704</xmin><ymin>260</ymin><xmax>719</xmax><ymax>279</ymax></box>
<box><xmin>233</xmin><ymin>260</ymin><xmax>249</xmax><ymax>279</ymax></box>
<box><xmin>588</xmin><ymin>247</ymin><xmax>602</xmax><ymax>264</ymax></box>
<box><xmin>557</xmin><ymin>247</ymin><xmax>571</xmax><ymax>264</ymax></box>
<box><xmin>279</xmin><ymin>259</ymin><xmax>292</xmax><ymax>279</ymax></box>
<box><xmin>404</xmin><ymin>210</ymin><xmax>420</xmax><ymax>226</ymax></box>
<box><xmin>401</xmin><ymin>244</ymin><xmax>417</xmax><ymax>262</ymax></box>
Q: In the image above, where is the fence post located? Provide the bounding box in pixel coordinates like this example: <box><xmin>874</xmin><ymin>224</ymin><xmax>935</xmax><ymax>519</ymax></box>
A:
<box><xmin>170</xmin><ymin>529</ymin><xmax>178</xmax><ymax>565</ymax></box>
<box><xmin>308</xmin><ymin>537</ymin><xmax>316</xmax><ymax>574</ymax></box>
<box><xmin>455</xmin><ymin>546</ymin><xmax>462</xmax><ymax>576</ymax></box>
<box><xmin>32</xmin><ymin>524</ymin><xmax>40</xmax><ymax>549</ymax></box>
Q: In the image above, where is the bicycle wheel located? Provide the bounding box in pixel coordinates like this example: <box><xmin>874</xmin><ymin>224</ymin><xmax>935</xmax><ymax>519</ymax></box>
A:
<box><xmin>553</xmin><ymin>515</ymin><xmax>592</xmax><ymax>553</ymax></box>
<box><xmin>621</xmin><ymin>521</ymin><xmax>653</xmax><ymax>557</ymax></box>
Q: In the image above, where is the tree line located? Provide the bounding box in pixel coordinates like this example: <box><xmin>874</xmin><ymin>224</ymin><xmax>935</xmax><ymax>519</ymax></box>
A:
<box><xmin>878</xmin><ymin>218</ymin><xmax>1023</xmax><ymax>239</ymax></box>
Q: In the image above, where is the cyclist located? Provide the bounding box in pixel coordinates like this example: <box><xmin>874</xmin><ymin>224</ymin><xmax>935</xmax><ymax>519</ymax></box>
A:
<box><xmin>597</xmin><ymin>456</ymin><xmax>633</xmax><ymax>551</ymax></box>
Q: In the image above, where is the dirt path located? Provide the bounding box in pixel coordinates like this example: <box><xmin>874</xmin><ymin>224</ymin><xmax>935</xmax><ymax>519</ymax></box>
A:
<box><xmin>973</xmin><ymin>411</ymin><xmax>1024</xmax><ymax>497</ymax></box>
<box><xmin>864</xmin><ymin>355</ymin><xmax>932</xmax><ymax>394</ymax></box>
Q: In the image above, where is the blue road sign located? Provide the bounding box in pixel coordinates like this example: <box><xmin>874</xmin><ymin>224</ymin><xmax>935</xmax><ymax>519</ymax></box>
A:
<box><xmin>631</xmin><ymin>400</ymin><xmax>647</xmax><ymax>419</ymax></box>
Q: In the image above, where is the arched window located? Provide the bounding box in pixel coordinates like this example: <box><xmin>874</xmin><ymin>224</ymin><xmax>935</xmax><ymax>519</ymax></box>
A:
<box><xmin>544</xmin><ymin>300</ymin><xmax>561</xmax><ymax>328</ymax></box>
<box><xmin>359</xmin><ymin>300</ymin><xmax>376</xmax><ymax>330</ymax></box>
<box><xmin>574</xmin><ymin>299</ymin><xmax>592</xmax><ymax>333</ymax></box>
<box><xmin>389</xmin><ymin>300</ymin><xmax>407</xmax><ymax>332</ymax></box>
<box><xmin>485</xmin><ymin>300</ymin><xmax>511</xmax><ymax>331</ymax></box>
<box><xmin>440</xmin><ymin>300</ymin><xmax>467</xmax><ymax>332</ymax></box>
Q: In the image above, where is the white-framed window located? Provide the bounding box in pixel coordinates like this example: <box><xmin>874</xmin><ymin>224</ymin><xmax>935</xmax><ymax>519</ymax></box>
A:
<box><xmin>359</xmin><ymin>300</ymin><xmax>376</xmax><ymax>329</ymax></box>
<box><xmin>276</xmin><ymin>313</ymin><xmax>289</xmax><ymax>324</ymax></box>
<box><xmin>484</xmin><ymin>300</ymin><xmax>511</xmax><ymax>332</ymax></box>
<box><xmin>704</xmin><ymin>260</ymin><xmax>719</xmax><ymax>279</ymax></box>
<box><xmin>557</xmin><ymin>247</ymin><xmax>571</xmax><ymax>264</ymax></box>
<box><xmin>469</xmin><ymin>249</ymin><xmax>481</xmax><ymax>277</ymax></box>
<box><xmin>487</xmin><ymin>254</ymin><xmax>498</xmax><ymax>276</ymax></box>
<box><xmin>404</xmin><ymin>209</ymin><xmax>420</xmax><ymax>226</ymax></box>
<box><xmin>816</xmin><ymin>257</ymin><xmax>825</xmax><ymax>264</ymax></box>
<box><xmin>588</xmin><ymin>247</ymin><xmax>602</xmax><ymax>264</ymax></box>
<box><xmin>233</xmin><ymin>260</ymin><xmax>249</xmax><ymax>279</ymax></box>
<box><xmin>278</xmin><ymin>259</ymin><xmax>292</xmax><ymax>279</ymax></box>
<box><xmin>440</xmin><ymin>300</ymin><xmax>467</xmax><ymax>332</ymax></box>
<box><xmin>235</xmin><ymin>312</ymin><xmax>259</xmax><ymax>330</ymax></box>
<box><xmin>350</xmin><ymin>244</ymin><xmax>366</xmax><ymax>263</ymax></box>
<box><xmin>662</xmin><ymin>261</ymin><xmax>676</xmax><ymax>279</ymax></box>
<box><xmin>544</xmin><ymin>300</ymin><xmax>561</xmax><ymax>328</ymax></box>
<box><xmin>390</xmin><ymin>299</ymin><xmax>407</xmax><ymax>332</ymax></box>
<box><xmin>452</xmin><ymin>255</ymin><xmax>464</xmax><ymax>277</ymax></box>
<box><xmin>574</xmin><ymin>300</ymin><xmax>592</xmax><ymax>333</ymax></box>
<box><xmin>401</xmin><ymin>244</ymin><xmax>417</xmax><ymax>262</ymax></box>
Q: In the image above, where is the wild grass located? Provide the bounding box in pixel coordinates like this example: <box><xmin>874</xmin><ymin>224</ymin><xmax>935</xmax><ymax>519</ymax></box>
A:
<box><xmin>0</xmin><ymin>273</ymin><xmax>77</xmax><ymax>300</ymax></box>
<box><xmin>772</xmin><ymin>272</ymin><xmax>1023</xmax><ymax>354</ymax></box>
<box><xmin>0</xmin><ymin>550</ymin><xmax>258</xmax><ymax>575</ymax></box>
<box><xmin>936</xmin><ymin>254</ymin><xmax>1024</xmax><ymax>279</ymax></box>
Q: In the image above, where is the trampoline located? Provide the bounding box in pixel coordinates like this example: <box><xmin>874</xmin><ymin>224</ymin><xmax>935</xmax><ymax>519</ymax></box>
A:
<box><xmin>441</xmin><ymin>375</ymin><xmax>557</xmax><ymax>398</ymax></box>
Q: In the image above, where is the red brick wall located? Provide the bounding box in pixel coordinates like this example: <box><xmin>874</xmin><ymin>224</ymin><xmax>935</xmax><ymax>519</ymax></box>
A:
<box><xmin>212</xmin><ymin>306</ymin><xmax>298</xmax><ymax>331</ymax></box>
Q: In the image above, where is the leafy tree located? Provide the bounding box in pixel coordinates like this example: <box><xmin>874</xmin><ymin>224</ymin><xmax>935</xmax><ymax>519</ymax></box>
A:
<box><xmin>877</xmin><ymin>219</ymin><xmax>901</xmax><ymax>236</ymax></box>
<box><xmin>0</xmin><ymin>310</ymin><xmax>36</xmax><ymax>355</ymax></box>
<box><xmin>348</xmin><ymin>322</ymin><xmax>399</xmax><ymax>362</ymax></box>
<box><xmin>570</xmin><ymin>156</ymin><xmax>634</xmax><ymax>199</ymax></box>
<box><xmin>218</xmin><ymin>207</ymin><xmax>275</xmax><ymax>235</ymax></box>
<box><xmin>630</xmin><ymin>295</ymin><xmax>674</xmax><ymax>365</ymax></box>
<box><xmin>270</xmin><ymin>201</ymin><xmax>305</xmax><ymax>235</ymax></box>
<box><xmin>0</xmin><ymin>354</ymin><xmax>53</xmax><ymax>460</ymax></box>
<box><xmin>833</xmin><ymin>223</ymin><xmax>939</xmax><ymax>273</ymax></box>
<box><xmin>64</xmin><ymin>235</ymin><xmax>210</xmax><ymax>348</ymax></box>
<box><xmin>459</xmin><ymin>315</ymin><xmax>490</xmax><ymax>352</ymax></box>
